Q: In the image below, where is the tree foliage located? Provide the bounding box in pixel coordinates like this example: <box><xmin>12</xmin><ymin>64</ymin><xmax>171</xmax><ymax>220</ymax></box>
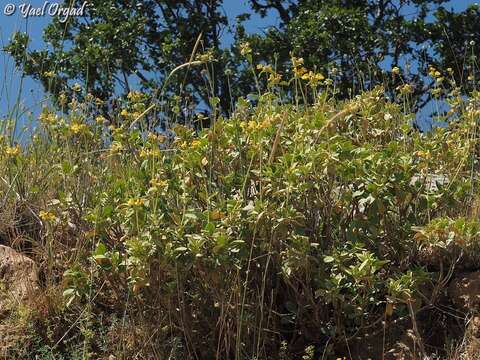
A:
<box><xmin>5</xmin><ymin>0</ymin><xmax>480</xmax><ymax>117</ymax></box>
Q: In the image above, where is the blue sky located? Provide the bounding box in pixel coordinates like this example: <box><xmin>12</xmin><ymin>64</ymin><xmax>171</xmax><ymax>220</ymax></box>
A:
<box><xmin>0</xmin><ymin>0</ymin><xmax>475</xmax><ymax>136</ymax></box>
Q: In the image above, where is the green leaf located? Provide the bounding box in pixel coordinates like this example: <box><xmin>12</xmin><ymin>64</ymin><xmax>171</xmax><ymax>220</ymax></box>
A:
<box><xmin>323</xmin><ymin>256</ymin><xmax>335</xmax><ymax>263</ymax></box>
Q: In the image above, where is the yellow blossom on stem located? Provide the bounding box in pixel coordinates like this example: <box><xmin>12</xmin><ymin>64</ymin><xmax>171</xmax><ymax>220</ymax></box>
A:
<box><xmin>139</xmin><ymin>148</ymin><xmax>150</xmax><ymax>158</ymax></box>
<box><xmin>127</xmin><ymin>91</ymin><xmax>144</xmax><ymax>103</ymax></box>
<box><xmin>5</xmin><ymin>145</ymin><xmax>20</xmax><ymax>157</ymax></box>
<box><xmin>109</xmin><ymin>142</ymin><xmax>124</xmax><ymax>154</ymax></box>
<box><xmin>247</xmin><ymin>120</ymin><xmax>258</xmax><ymax>132</ymax></box>
<box><xmin>294</xmin><ymin>66</ymin><xmax>308</xmax><ymax>77</ymax></box>
<box><xmin>259</xmin><ymin>117</ymin><xmax>273</xmax><ymax>129</ymax></box>
<box><xmin>95</xmin><ymin>115</ymin><xmax>107</xmax><ymax>125</ymax></box>
<box><xmin>148</xmin><ymin>178</ymin><xmax>168</xmax><ymax>194</ymax></box>
<box><xmin>398</xmin><ymin>83</ymin><xmax>413</xmax><ymax>95</ymax></box>
<box><xmin>239</xmin><ymin>42</ymin><xmax>252</xmax><ymax>56</ymax></box>
<box><xmin>308</xmin><ymin>71</ymin><xmax>325</xmax><ymax>86</ymax></box>
<box><xmin>72</xmin><ymin>83</ymin><xmax>82</xmax><ymax>92</ymax></box>
<box><xmin>70</xmin><ymin>123</ymin><xmax>88</xmax><ymax>135</ymax></box>
<box><xmin>196</xmin><ymin>51</ymin><xmax>215</xmax><ymax>62</ymax></box>
<box><xmin>39</xmin><ymin>210</ymin><xmax>57</xmax><ymax>222</ymax></box>
<box><xmin>39</xmin><ymin>112</ymin><xmax>57</xmax><ymax>125</ymax></box>
<box><xmin>267</xmin><ymin>73</ymin><xmax>282</xmax><ymax>85</ymax></box>
<box><xmin>191</xmin><ymin>140</ymin><xmax>202</xmax><ymax>148</ymax></box>
<box><xmin>127</xmin><ymin>198</ymin><xmax>146</xmax><ymax>207</ymax></box>
<box><xmin>291</xmin><ymin>56</ymin><xmax>304</xmax><ymax>68</ymax></box>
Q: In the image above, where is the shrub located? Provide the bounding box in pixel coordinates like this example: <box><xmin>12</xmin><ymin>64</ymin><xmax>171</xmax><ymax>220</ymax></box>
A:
<box><xmin>1</xmin><ymin>78</ymin><xmax>480</xmax><ymax>358</ymax></box>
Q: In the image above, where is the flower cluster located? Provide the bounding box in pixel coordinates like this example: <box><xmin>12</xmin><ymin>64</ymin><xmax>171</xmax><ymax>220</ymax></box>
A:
<box><xmin>397</xmin><ymin>83</ymin><xmax>413</xmax><ymax>95</ymax></box>
<box><xmin>291</xmin><ymin>56</ymin><xmax>326</xmax><ymax>86</ymax></box>
<box><xmin>148</xmin><ymin>178</ymin><xmax>168</xmax><ymax>194</ymax></box>
<box><xmin>139</xmin><ymin>148</ymin><xmax>161</xmax><ymax>158</ymax></box>
<box><xmin>126</xmin><ymin>198</ymin><xmax>146</xmax><ymax>207</ymax></box>
<box><xmin>301</xmin><ymin>70</ymin><xmax>325</xmax><ymax>85</ymax></box>
<box><xmin>4</xmin><ymin>144</ymin><xmax>21</xmax><ymax>157</ymax></box>
<box><xmin>39</xmin><ymin>210</ymin><xmax>57</xmax><ymax>222</ymax></box>
<box><xmin>239</xmin><ymin>42</ymin><xmax>252</xmax><ymax>56</ymax></box>
<box><xmin>69</xmin><ymin>123</ymin><xmax>89</xmax><ymax>135</ymax></box>
<box><xmin>257</xmin><ymin>63</ymin><xmax>283</xmax><ymax>86</ymax></box>
<box><xmin>39</xmin><ymin>111</ymin><xmax>58</xmax><ymax>126</ymax></box>
<box><xmin>127</xmin><ymin>91</ymin><xmax>145</xmax><ymax>103</ymax></box>
<box><xmin>292</xmin><ymin>56</ymin><xmax>307</xmax><ymax>78</ymax></box>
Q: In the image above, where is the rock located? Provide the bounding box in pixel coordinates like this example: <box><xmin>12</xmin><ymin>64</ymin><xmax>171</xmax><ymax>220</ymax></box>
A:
<box><xmin>0</xmin><ymin>245</ymin><xmax>39</xmax><ymax>311</ymax></box>
<box><xmin>448</xmin><ymin>272</ymin><xmax>480</xmax><ymax>313</ymax></box>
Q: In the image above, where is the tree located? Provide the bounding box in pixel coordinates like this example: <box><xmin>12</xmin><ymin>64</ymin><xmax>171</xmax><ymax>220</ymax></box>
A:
<box><xmin>5</xmin><ymin>0</ymin><xmax>240</xmax><ymax>121</ymax></box>
<box><xmin>5</xmin><ymin>0</ymin><xmax>480</xmax><ymax>120</ymax></box>
<box><xmin>244</xmin><ymin>0</ymin><xmax>480</xmax><ymax>114</ymax></box>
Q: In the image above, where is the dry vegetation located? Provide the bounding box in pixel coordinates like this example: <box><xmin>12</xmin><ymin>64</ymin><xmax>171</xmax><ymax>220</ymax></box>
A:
<box><xmin>1</xmin><ymin>58</ymin><xmax>480</xmax><ymax>359</ymax></box>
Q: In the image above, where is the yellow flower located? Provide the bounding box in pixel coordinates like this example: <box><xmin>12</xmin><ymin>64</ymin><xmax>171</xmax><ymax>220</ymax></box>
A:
<box><xmin>39</xmin><ymin>210</ymin><xmax>57</xmax><ymax>222</ymax></box>
<box><xmin>259</xmin><ymin>117</ymin><xmax>272</xmax><ymax>129</ymax></box>
<box><xmin>267</xmin><ymin>73</ymin><xmax>282</xmax><ymax>85</ymax></box>
<box><xmin>140</xmin><ymin>148</ymin><xmax>161</xmax><ymax>158</ymax></box>
<box><xmin>428</xmin><ymin>65</ymin><xmax>438</xmax><ymax>77</ymax></box>
<box><xmin>294</xmin><ymin>66</ymin><xmax>307</xmax><ymax>77</ymax></box>
<box><xmin>72</xmin><ymin>83</ymin><xmax>82</xmax><ymax>92</ymax></box>
<box><xmin>291</xmin><ymin>56</ymin><xmax>304</xmax><ymax>68</ymax></box>
<box><xmin>239</xmin><ymin>42</ymin><xmax>252</xmax><ymax>56</ymax></box>
<box><xmin>4</xmin><ymin>145</ymin><xmax>20</xmax><ymax>157</ymax></box>
<box><xmin>59</xmin><ymin>93</ymin><xmax>68</xmax><ymax>106</ymax></box>
<box><xmin>398</xmin><ymin>83</ymin><xmax>413</xmax><ymax>95</ymax></box>
<box><xmin>191</xmin><ymin>140</ymin><xmax>202</xmax><ymax>148</ymax></box>
<box><xmin>127</xmin><ymin>198</ymin><xmax>146</xmax><ymax>207</ymax></box>
<box><xmin>109</xmin><ymin>142</ymin><xmax>124</xmax><ymax>154</ymax></box>
<box><xmin>95</xmin><ymin>115</ymin><xmax>107</xmax><ymax>125</ymax></box>
<box><xmin>127</xmin><ymin>91</ymin><xmax>144</xmax><ymax>103</ymax></box>
<box><xmin>39</xmin><ymin>111</ymin><xmax>57</xmax><ymax>125</ymax></box>
<box><xmin>210</xmin><ymin>209</ymin><xmax>225</xmax><ymax>221</ymax></box>
<box><xmin>44</xmin><ymin>71</ymin><xmax>55</xmax><ymax>78</ymax></box>
<box><xmin>392</xmin><ymin>66</ymin><xmax>400</xmax><ymax>75</ymax></box>
<box><xmin>196</xmin><ymin>51</ymin><xmax>215</xmax><ymax>62</ymax></box>
<box><xmin>247</xmin><ymin>120</ymin><xmax>258</xmax><ymax>132</ymax></box>
<box><xmin>148</xmin><ymin>178</ymin><xmax>168</xmax><ymax>193</ymax></box>
<box><xmin>150</xmin><ymin>178</ymin><xmax>168</xmax><ymax>188</ymax></box>
<box><xmin>307</xmin><ymin>71</ymin><xmax>325</xmax><ymax>85</ymax></box>
<box><xmin>70</xmin><ymin>123</ymin><xmax>88</xmax><ymax>135</ymax></box>
<box><xmin>431</xmin><ymin>88</ymin><xmax>441</xmax><ymax>97</ymax></box>
<box><xmin>257</xmin><ymin>63</ymin><xmax>273</xmax><ymax>74</ymax></box>
<box><xmin>139</xmin><ymin>148</ymin><xmax>149</xmax><ymax>158</ymax></box>
<box><xmin>120</xmin><ymin>109</ymin><xmax>130</xmax><ymax>117</ymax></box>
